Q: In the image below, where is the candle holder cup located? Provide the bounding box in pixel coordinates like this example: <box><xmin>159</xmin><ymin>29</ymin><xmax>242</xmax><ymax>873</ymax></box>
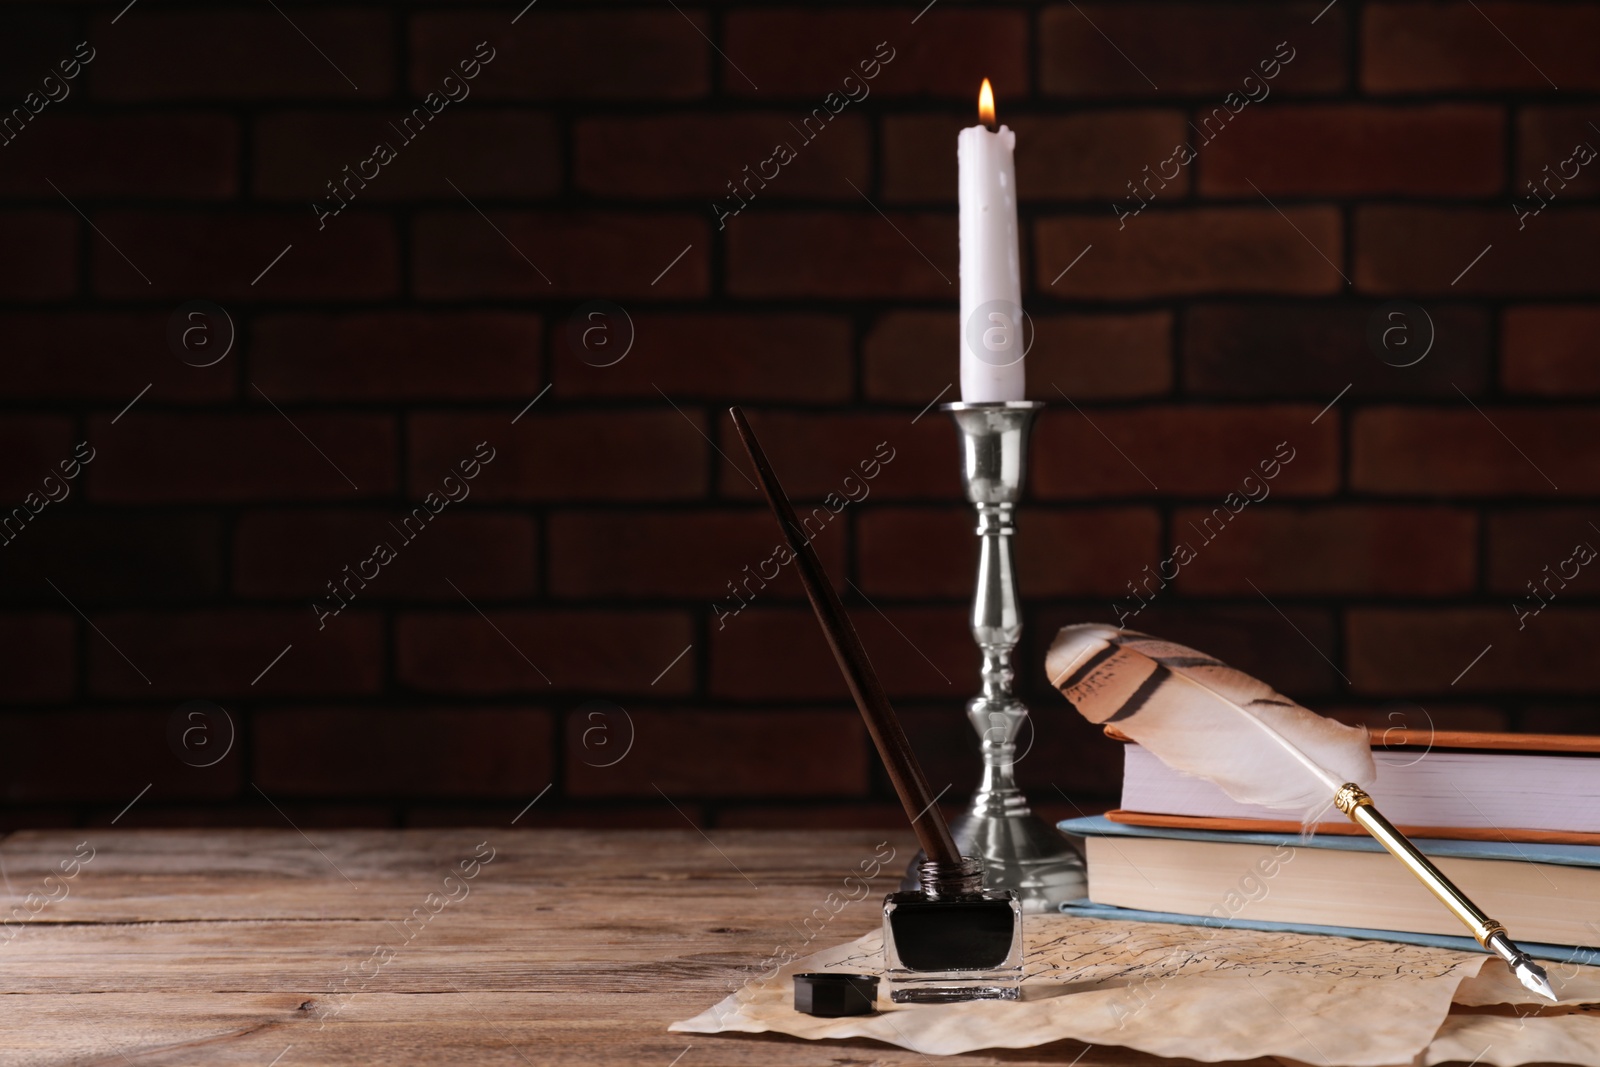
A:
<box><xmin>901</xmin><ymin>400</ymin><xmax>1086</xmax><ymax>913</ymax></box>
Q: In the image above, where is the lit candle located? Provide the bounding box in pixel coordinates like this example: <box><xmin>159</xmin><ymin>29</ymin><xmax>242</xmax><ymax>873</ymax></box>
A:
<box><xmin>957</xmin><ymin>78</ymin><xmax>1025</xmax><ymax>403</ymax></box>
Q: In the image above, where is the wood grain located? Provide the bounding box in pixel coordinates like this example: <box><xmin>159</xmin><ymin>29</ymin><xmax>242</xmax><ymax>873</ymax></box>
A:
<box><xmin>0</xmin><ymin>829</ymin><xmax>1264</xmax><ymax>1066</ymax></box>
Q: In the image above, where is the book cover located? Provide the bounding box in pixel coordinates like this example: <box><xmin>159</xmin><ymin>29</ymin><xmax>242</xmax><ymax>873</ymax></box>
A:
<box><xmin>1059</xmin><ymin>815</ymin><xmax>1600</xmax><ymax>953</ymax></box>
<box><xmin>1059</xmin><ymin>814</ymin><xmax>1600</xmax><ymax>869</ymax></box>
<box><xmin>1108</xmin><ymin>729</ymin><xmax>1600</xmax><ymax>842</ymax></box>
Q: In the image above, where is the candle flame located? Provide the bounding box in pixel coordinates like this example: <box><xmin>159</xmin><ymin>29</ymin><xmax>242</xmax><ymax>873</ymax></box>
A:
<box><xmin>978</xmin><ymin>78</ymin><xmax>996</xmax><ymax>130</ymax></box>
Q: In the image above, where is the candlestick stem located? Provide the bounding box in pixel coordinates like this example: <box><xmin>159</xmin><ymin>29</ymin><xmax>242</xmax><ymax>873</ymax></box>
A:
<box><xmin>903</xmin><ymin>401</ymin><xmax>1085</xmax><ymax>912</ymax></box>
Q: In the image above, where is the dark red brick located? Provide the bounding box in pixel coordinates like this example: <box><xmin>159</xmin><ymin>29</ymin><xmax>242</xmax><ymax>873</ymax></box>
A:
<box><xmin>397</xmin><ymin>610</ymin><xmax>693</xmax><ymax>695</ymax></box>
<box><xmin>0</xmin><ymin>11</ymin><xmax>75</xmax><ymax>100</ymax></box>
<box><xmin>1021</xmin><ymin>507</ymin><xmax>1169</xmax><ymax>599</ymax></box>
<box><xmin>251</xmin><ymin>313</ymin><xmax>541</xmax><ymax>401</ymax></box>
<box><xmin>858</xmin><ymin>506</ymin><xmax>1162</xmax><ymax>599</ymax></box>
<box><xmin>1036</xmin><ymin>602</ymin><xmax>1343</xmax><ymax>698</ymax></box>
<box><xmin>565</xmin><ymin>709</ymin><xmax>868</xmax><ymax>798</ymax></box>
<box><xmin>102</xmin><ymin>804</ymin><xmax>395</xmax><ymax>829</ymax></box>
<box><xmin>90</xmin><ymin>211</ymin><xmax>399</xmax><ymax>301</ymax></box>
<box><xmin>0</xmin><ymin>615</ymin><xmax>74</xmax><ymax>703</ymax></box>
<box><xmin>727</xmin><ymin>211</ymin><xmax>955</xmax><ymax>299</ymax></box>
<box><xmin>864</xmin><ymin>311</ymin><xmax>1172</xmax><ymax>403</ymax></box>
<box><xmin>1032</xmin><ymin>405</ymin><xmax>1338</xmax><ymax>499</ymax></box>
<box><xmin>1352</xmin><ymin>408</ymin><xmax>1585</xmax><ymax>496</ymax></box>
<box><xmin>724</xmin><ymin>11</ymin><xmax>1025</xmax><ymax>98</ymax></box>
<box><xmin>0</xmin><ymin>515</ymin><xmax>223</xmax><ymax>602</ymax></box>
<box><xmin>0</xmin><ymin>710</ymin><xmax>238</xmax><ymax>802</ymax></box>
<box><xmin>1324</xmin><ymin>704</ymin><xmax>1510</xmax><ymax>735</ymax></box>
<box><xmin>1044</xmin><ymin>316</ymin><xmax>1179</xmax><ymax>401</ymax></box>
<box><xmin>0</xmin><ymin>115</ymin><xmax>237</xmax><ymax>198</ymax></box>
<box><xmin>1517</xmin><ymin>108</ymin><xmax>1600</xmax><ymax>199</ymax></box>
<box><xmin>553</xmin><ymin>313</ymin><xmax>852</xmax><ymax>403</ymax></box>
<box><xmin>577</xmin><ymin>113</ymin><xmax>867</xmax><ymax>200</ymax></box>
<box><xmin>85</xmin><ymin>610</ymin><xmax>383</xmax><ymax>697</ymax></box>
<box><xmin>1200</xmin><ymin>105</ymin><xmax>1503</xmax><ymax>198</ymax></box>
<box><xmin>0</xmin><ymin>417</ymin><xmax>74</xmax><ymax>497</ymax></box>
<box><xmin>861</xmin><ymin>313</ymin><xmax>960</xmax><ymax>405</ymax></box>
<box><xmin>235</xmin><ymin>510</ymin><xmax>538</xmax><ymax>600</ymax></box>
<box><xmin>1174</xmin><ymin>506</ymin><xmax>1478</xmax><ymax>596</ymax></box>
<box><xmin>1183</xmin><ymin>303</ymin><xmax>1491</xmax><ymax>397</ymax></box>
<box><xmin>1349</xmin><ymin>609</ymin><xmax>1600</xmax><ymax>694</ymax></box>
<box><xmin>412</xmin><ymin>12</ymin><xmax>708</xmax><ymax>100</ymax></box>
<box><xmin>0</xmin><ymin>213</ymin><xmax>74</xmax><ymax>299</ymax></box>
<box><xmin>12</xmin><ymin>0</ymin><xmax>1600</xmax><ymax>830</ymax></box>
<box><xmin>91</xmin><ymin>10</ymin><xmax>393</xmax><ymax>100</ymax></box>
<box><xmin>715</xmin><ymin>410</ymin><xmax>956</xmax><ymax>500</ymax></box>
<box><xmin>1520</xmin><ymin>706</ymin><xmax>1600</xmax><ymax>734</ymax></box>
<box><xmin>413</xmin><ymin>211</ymin><xmax>706</xmax><ymax>299</ymax></box>
<box><xmin>254</xmin><ymin>111</ymin><xmax>560</xmax><ymax>202</ymax></box>
<box><xmin>856</xmin><ymin>506</ymin><xmax>971</xmax><ymax>599</ymax></box>
<box><xmin>408</xmin><ymin>412</ymin><xmax>706</xmax><ymax>502</ymax></box>
<box><xmin>890</xmin><ymin>705</ymin><xmax>982</xmax><ymax>797</ymax></box>
<box><xmin>1007</xmin><ymin>710</ymin><xmax>1128</xmax><ymax>799</ymax></box>
<box><xmin>1041</xmin><ymin>3</ymin><xmax>1344</xmax><ymax>97</ymax></box>
<box><xmin>87</xmin><ymin>414</ymin><xmax>397</xmax><ymax>503</ymax></box>
<box><xmin>885</xmin><ymin>111</ymin><xmax>1190</xmax><ymax>203</ymax></box>
<box><xmin>716</xmin><ymin>804</ymin><xmax>915</xmax><ymax>829</ymax></box>
<box><xmin>0</xmin><ymin>314</ymin><xmax>234</xmax><ymax>404</ymax></box>
<box><xmin>1486</xmin><ymin>509</ymin><xmax>1600</xmax><ymax>596</ymax></box>
<box><xmin>408</xmin><ymin>804</ymin><xmax>692</xmax><ymax>829</ymax></box>
<box><xmin>1038</xmin><ymin>208</ymin><xmax>1345</xmax><ymax>299</ymax></box>
<box><xmin>1364</xmin><ymin>3</ymin><xmax>1600</xmax><ymax>93</ymax></box>
<box><xmin>255</xmin><ymin>707</ymin><xmax>552</xmax><ymax>798</ymax></box>
<box><xmin>1355</xmin><ymin>207</ymin><xmax>1600</xmax><ymax>297</ymax></box>
<box><xmin>1503</xmin><ymin>306</ymin><xmax>1600</xmax><ymax>395</ymax></box>
<box><xmin>712</xmin><ymin>607</ymin><xmax>975</xmax><ymax>701</ymax></box>
<box><xmin>548</xmin><ymin>510</ymin><xmax>845</xmax><ymax>601</ymax></box>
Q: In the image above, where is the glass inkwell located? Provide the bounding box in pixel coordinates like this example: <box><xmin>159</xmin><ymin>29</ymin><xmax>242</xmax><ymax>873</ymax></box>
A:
<box><xmin>883</xmin><ymin>856</ymin><xmax>1023</xmax><ymax>1002</ymax></box>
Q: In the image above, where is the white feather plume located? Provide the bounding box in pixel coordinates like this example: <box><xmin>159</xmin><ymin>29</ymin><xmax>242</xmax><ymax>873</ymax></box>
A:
<box><xmin>1046</xmin><ymin>623</ymin><xmax>1375</xmax><ymax>822</ymax></box>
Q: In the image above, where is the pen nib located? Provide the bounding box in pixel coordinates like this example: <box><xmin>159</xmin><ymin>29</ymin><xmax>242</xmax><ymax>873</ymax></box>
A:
<box><xmin>1513</xmin><ymin>955</ymin><xmax>1557</xmax><ymax>1003</ymax></box>
<box><xmin>1486</xmin><ymin>930</ymin><xmax>1558</xmax><ymax>1003</ymax></box>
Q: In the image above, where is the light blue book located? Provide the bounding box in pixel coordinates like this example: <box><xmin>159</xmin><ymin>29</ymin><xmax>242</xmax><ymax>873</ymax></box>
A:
<box><xmin>1060</xmin><ymin>814</ymin><xmax>1600</xmax><ymax>867</ymax></box>
<box><xmin>1058</xmin><ymin>815</ymin><xmax>1600</xmax><ymax>964</ymax></box>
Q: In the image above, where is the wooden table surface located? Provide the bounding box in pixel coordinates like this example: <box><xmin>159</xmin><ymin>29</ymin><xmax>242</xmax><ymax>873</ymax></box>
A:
<box><xmin>0</xmin><ymin>827</ymin><xmax>1265</xmax><ymax>1067</ymax></box>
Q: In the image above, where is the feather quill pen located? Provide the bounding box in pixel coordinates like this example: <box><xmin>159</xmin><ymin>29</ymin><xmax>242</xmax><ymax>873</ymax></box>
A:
<box><xmin>1047</xmin><ymin>623</ymin><xmax>1557</xmax><ymax>1001</ymax></box>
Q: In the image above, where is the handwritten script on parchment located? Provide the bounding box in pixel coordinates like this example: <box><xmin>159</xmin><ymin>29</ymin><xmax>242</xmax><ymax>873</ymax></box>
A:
<box><xmin>825</xmin><ymin>916</ymin><xmax>1474</xmax><ymax>986</ymax></box>
<box><xmin>673</xmin><ymin>915</ymin><xmax>1600</xmax><ymax>1065</ymax></box>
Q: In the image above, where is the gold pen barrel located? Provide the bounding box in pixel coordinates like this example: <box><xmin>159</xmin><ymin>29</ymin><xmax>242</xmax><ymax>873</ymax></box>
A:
<box><xmin>1332</xmin><ymin>783</ymin><xmax>1502</xmax><ymax>946</ymax></box>
<box><xmin>1333</xmin><ymin>783</ymin><xmax>1556</xmax><ymax>1001</ymax></box>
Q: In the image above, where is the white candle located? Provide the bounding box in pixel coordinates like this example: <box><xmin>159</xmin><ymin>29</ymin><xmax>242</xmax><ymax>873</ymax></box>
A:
<box><xmin>957</xmin><ymin>79</ymin><xmax>1026</xmax><ymax>403</ymax></box>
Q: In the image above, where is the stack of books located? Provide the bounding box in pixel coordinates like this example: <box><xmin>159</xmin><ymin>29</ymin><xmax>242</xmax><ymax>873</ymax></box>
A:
<box><xmin>1060</xmin><ymin>729</ymin><xmax>1600</xmax><ymax>960</ymax></box>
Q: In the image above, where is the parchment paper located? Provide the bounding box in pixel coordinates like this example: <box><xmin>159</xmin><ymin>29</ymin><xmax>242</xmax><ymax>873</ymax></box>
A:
<box><xmin>1426</xmin><ymin>965</ymin><xmax>1600</xmax><ymax>1066</ymax></box>
<box><xmin>672</xmin><ymin>915</ymin><xmax>1493</xmax><ymax>1064</ymax></box>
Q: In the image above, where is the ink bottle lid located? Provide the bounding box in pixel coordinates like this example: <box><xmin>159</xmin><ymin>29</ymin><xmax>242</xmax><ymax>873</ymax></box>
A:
<box><xmin>793</xmin><ymin>972</ymin><xmax>879</xmax><ymax>1016</ymax></box>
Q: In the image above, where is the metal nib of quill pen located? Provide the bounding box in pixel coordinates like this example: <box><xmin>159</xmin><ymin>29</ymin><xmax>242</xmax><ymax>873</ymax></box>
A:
<box><xmin>1334</xmin><ymin>784</ymin><xmax>1557</xmax><ymax>1001</ymax></box>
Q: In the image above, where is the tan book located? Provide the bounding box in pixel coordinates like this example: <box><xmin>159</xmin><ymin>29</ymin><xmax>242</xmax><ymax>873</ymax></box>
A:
<box><xmin>1078</xmin><ymin>825</ymin><xmax>1600</xmax><ymax>949</ymax></box>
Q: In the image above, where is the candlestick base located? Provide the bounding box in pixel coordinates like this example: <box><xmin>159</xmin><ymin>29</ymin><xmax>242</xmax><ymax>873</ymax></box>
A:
<box><xmin>901</xmin><ymin>401</ymin><xmax>1085</xmax><ymax>913</ymax></box>
<box><xmin>944</xmin><ymin>807</ymin><xmax>1086</xmax><ymax>916</ymax></box>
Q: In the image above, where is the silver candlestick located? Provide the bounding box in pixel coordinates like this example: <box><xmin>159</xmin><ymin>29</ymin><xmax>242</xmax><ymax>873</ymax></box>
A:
<box><xmin>903</xmin><ymin>400</ymin><xmax>1086</xmax><ymax>912</ymax></box>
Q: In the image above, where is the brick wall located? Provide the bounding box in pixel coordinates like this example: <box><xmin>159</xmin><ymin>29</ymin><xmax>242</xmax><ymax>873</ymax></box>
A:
<box><xmin>2</xmin><ymin>1</ymin><xmax>1596</xmax><ymax>829</ymax></box>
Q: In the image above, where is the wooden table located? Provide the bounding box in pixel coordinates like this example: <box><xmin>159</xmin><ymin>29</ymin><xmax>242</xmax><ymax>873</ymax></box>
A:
<box><xmin>0</xmin><ymin>828</ymin><xmax>1243</xmax><ymax>1066</ymax></box>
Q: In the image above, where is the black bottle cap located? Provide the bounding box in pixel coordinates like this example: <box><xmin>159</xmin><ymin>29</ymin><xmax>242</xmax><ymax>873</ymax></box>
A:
<box><xmin>793</xmin><ymin>972</ymin><xmax>878</xmax><ymax>1017</ymax></box>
